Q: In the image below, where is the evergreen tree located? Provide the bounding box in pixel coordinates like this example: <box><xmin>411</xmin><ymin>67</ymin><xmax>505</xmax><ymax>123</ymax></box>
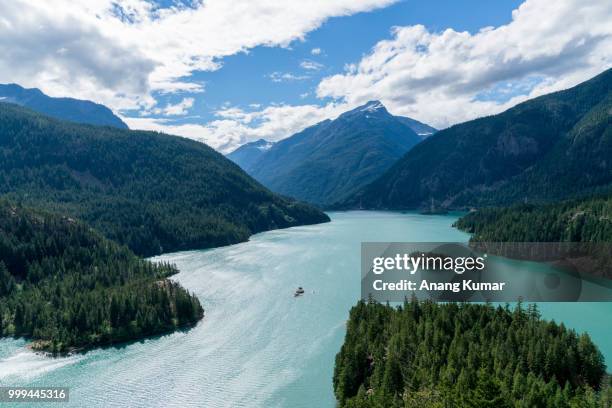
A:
<box><xmin>334</xmin><ymin>300</ymin><xmax>607</xmax><ymax>408</ymax></box>
<box><xmin>0</xmin><ymin>201</ymin><xmax>204</xmax><ymax>352</ymax></box>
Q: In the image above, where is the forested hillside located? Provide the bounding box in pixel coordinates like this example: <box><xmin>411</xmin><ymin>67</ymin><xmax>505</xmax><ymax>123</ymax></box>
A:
<box><xmin>335</xmin><ymin>299</ymin><xmax>610</xmax><ymax>407</ymax></box>
<box><xmin>0</xmin><ymin>201</ymin><xmax>203</xmax><ymax>353</ymax></box>
<box><xmin>345</xmin><ymin>68</ymin><xmax>612</xmax><ymax>210</ymax></box>
<box><xmin>455</xmin><ymin>195</ymin><xmax>612</xmax><ymax>243</ymax></box>
<box><xmin>0</xmin><ymin>102</ymin><xmax>329</xmax><ymax>256</ymax></box>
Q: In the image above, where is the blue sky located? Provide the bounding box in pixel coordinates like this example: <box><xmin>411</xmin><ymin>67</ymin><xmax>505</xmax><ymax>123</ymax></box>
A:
<box><xmin>136</xmin><ymin>0</ymin><xmax>524</xmax><ymax>126</ymax></box>
<box><xmin>1</xmin><ymin>0</ymin><xmax>610</xmax><ymax>152</ymax></box>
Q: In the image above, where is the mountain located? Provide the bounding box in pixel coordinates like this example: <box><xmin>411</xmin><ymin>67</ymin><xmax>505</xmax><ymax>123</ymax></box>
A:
<box><xmin>226</xmin><ymin>138</ymin><xmax>275</xmax><ymax>172</ymax></box>
<box><xmin>0</xmin><ymin>83</ymin><xmax>128</xmax><ymax>129</ymax></box>
<box><xmin>345</xmin><ymin>68</ymin><xmax>612</xmax><ymax>210</ymax></box>
<box><xmin>0</xmin><ymin>102</ymin><xmax>329</xmax><ymax>257</ymax></box>
<box><xmin>248</xmin><ymin>101</ymin><xmax>426</xmax><ymax>206</ymax></box>
<box><xmin>394</xmin><ymin>115</ymin><xmax>437</xmax><ymax>138</ymax></box>
<box><xmin>0</xmin><ymin>200</ymin><xmax>203</xmax><ymax>353</ymax></box>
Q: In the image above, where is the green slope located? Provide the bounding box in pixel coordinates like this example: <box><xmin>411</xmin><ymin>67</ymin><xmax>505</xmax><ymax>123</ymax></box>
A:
<box><xmin>0</xmin><ymin>200</ymin><xmax>203</xmax><ymax>353</ymax></box>
<box><xmin>0</xmin><ymin>102</ymin><xmax>329</xmax><ymax>256</ymax></box>
<box><xmin>455</xmin><ymin>195</ymin><xmax>612</xmax><ymax>243</ymax></box>
<box><xmin>346</xmin><ymin>68</ymin><xmax>612</xmax><ymax>210</ymax></box>
<box><xmin>249</xmin><ymin>101</ymin><xmax>424</xmax><ymax>206</ymax></box>
<box><xmin>453</xmin><ymin>195</ymin><xmax>612</xmax><ymax>279</ymax></box>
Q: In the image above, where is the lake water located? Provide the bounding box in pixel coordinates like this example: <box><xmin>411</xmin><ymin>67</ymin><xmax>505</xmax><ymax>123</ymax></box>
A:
<box><xmin>0</xmin><ymin>211</ymin><xmax>611</xmax><ymax>407</ymax></box>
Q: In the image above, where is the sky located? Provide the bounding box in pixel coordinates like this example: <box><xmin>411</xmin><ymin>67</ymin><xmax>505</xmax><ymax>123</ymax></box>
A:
<box><xmin>1</xmin><ymin>0</ymin><xmax>611</xmax><ymax>153</ymax></box>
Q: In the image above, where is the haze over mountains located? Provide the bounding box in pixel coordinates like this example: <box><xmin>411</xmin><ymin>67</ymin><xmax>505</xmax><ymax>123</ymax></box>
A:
<box><xmin>230</xmin><ymin>101</ymin><xmax>435</xmax><ymax>206</ymax></box>
<box><xmin>227</xmin><ymin>138</ymin><xmax>275</xmax><ymax>173</ymax></box>
<box><xmin>0</xmin><ymin>83</ymin><xmax>128</xmax><ymax>129</ymax></box>
<box><xmin>394</xmin><ymin>116</ymin><xmax>437</xmax><ymax>139</ymax></box>
<box><xmin>342</xmin><ymin>68</ymin><xmax>612</xmax><ymax>210</ymax></box>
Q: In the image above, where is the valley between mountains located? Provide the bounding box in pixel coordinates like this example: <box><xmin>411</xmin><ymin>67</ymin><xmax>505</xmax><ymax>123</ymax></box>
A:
<box><xmin>0</xmin><ymin>67</ymin><xmax>611</xmax><ymax>407</ymax></box>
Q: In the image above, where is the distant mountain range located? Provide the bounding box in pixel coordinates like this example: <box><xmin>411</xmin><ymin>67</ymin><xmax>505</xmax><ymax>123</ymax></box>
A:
<box><xmin>394</xmin><ymin>116</ymin><xmax>437</xmax><ymax>139</ymax></box>
<box><xmin>0</xmin><ymin>102</ymin><xmax>328</xmax><ymax>256</ymax></box>
<box><xmin>0</xmin><ymin>83</ymin><xmax>128</xmax><ymax>129</ymax></box>
<box><xmin>227</xmin><ymin>138</ymin><xmax>275</xmax><ymax>172</ymax></box>
<box><xmin>342</xmin><ymin>68</ymin><xmax>612</xmax><ymax>210</ymax></box>
<box><xmin>229</xmin><ymin>101</ymin><xmax>436</xmax><ymax>206</ymax></box>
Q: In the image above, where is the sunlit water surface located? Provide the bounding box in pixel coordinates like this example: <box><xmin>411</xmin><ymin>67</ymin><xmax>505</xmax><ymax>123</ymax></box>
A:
<box><xmin>0</xmin><ymin>212</ymin><xmax>610</xmax><ymax>407</ymax></box>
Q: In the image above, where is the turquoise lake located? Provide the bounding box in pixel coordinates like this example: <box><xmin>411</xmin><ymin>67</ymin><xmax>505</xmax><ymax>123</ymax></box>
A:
<box><xmin>0</xmin><ymin>211</ymin><xmax>611</xmax><ymax>407</ymax></box>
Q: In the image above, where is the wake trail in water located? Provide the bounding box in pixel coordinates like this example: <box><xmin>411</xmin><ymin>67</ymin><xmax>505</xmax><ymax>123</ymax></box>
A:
<box><xmin>0</xmin><ymin>349</ymin><xmax>82</xmax><ymax>381</ymax></box>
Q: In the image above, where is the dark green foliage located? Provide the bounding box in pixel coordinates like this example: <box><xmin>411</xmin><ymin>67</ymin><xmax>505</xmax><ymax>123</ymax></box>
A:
<box><xmin>248</xmin><ymin>101</ymin><xmax>424</xmax><ymax>206</ymax></box>
<box><xmin>0</xmin><ymin>201</ymin><xmax>203</xmax><ymax>353</ymax></box>
<box><xmin>0</xmin><ymin>83</ymin><xmax>128</xmax><ymax>128</ymax></box>
<box><xmin>0</xmin><ymin>102</ymin><xmax>329</xmax><ymax>256</ymax></box>
<box><xmin>454</xmin><ymin>196</ymin><xmax>612</xmax><ymax>278</ymax></box>
<box><xmin>334</xmin><ymin>299</ymin><xmax>607</xmax><ymax>408</ymax></box>
<box><xmin>455</xmin><ymin>196</ymin><xmax>612</xmax><ymax>243</ymax></box>
<box><xmin>346</xmin><ymin>68</ymin><xmax>612</xmax><ymax>210</ymax></box>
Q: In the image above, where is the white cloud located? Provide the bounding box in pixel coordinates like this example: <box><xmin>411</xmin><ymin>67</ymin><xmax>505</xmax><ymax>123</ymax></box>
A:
<box><xmin>317</xmin><ymin>0</ymin><xmax>612</xmax><ymax>129</ymax></box>
<box><xmin>7</xmin><ymin>0</ymin><xmax>610</xmax><ymax>157</ymax></box>
<box><xmin>123</xmin><ymin>102</ymin><xmax>349</xmax><ymax>153</ymax></box>
<box><xmin>300</xmin><ymin>60</ymin><xmax>324</xmax><ymax>70</ymax></box>
<box><xmin>0</xmin><ymin>0</ymin><xmax>396</xmax><ymax>112</ymax></box>
<box><xmin>153</xmin><ymin>97</ymin><xmax>194</xmax><ymax>116</ymax></box>
<box><xmin>0</xmin><ymin>1</ymin><xmax>157</xmax><ymax>111</ymax></box>
<box><xmin>125</xmin><ymin>0</ymin><xmax>612</xmax><ymax>154</ymax></box>
<box><xmin>202</xmin><ymin>0</ymin><xmax>612</xmax><ymax>154</ymax></box>
<box><xmin>268</xmin><ymin>72</ymin><xmax>310</xmax><ymax>82</ymax></box>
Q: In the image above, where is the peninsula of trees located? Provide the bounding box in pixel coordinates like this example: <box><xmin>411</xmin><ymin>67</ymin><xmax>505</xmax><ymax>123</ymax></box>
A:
<box><xmin>0</xmin><ymin>201</ymin><xmax>203</xmax><ymax>353</ymax></box>
<box><xmin>455</xmin><ymin>195</ymin><xmax>612</xmax><ymax>243</ymax></box>
<box><xmin>334</xmin><ymin>299</ymin><xmax>610</xmax><ymax>407</ymax></box>
<box><xmin>0</xmin><ymin>99</ymin><xmax>328</xmax><ymax>353</ymax></box>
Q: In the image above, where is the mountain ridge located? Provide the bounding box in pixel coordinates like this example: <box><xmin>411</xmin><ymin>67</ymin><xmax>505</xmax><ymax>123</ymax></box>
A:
<box><xmin>227</xmin><ymin>138</ymin><xmax>275</xmax><ymax>172</ymax></box>
<box><xmin>341</xmin><ymin>68</ymin><xmax>612</xmax><ymax>210</ymax></box>
<box><xmin>394</xmin><ymin>115</ymin><xmax>437</xmax><ymax>138</ymax></box>
<box><xmin>0</xmin><ymin>83</ymin><xmax>128</xmax><ymax>129</ymax></box>
<box><xmin>0</xmin><ymin>102</ymin><xmax>329</xmax><ymax>257</ymax></box>
<box><xmin>246</xmin><ymin>101</ymin><xmax>431</xmax><ymax>205</ymax></box>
